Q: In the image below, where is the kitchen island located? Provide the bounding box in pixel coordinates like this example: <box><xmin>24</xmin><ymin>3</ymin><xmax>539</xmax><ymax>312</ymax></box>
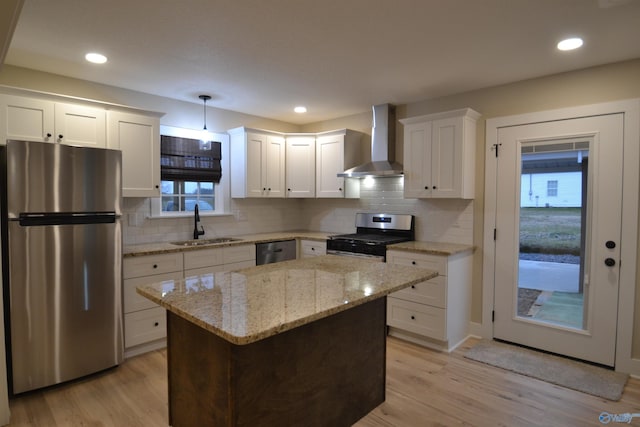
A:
<box><xmin>137</xmin><ymin>255</ymin><xmax>437</xmax><ymax>427</ymax></box>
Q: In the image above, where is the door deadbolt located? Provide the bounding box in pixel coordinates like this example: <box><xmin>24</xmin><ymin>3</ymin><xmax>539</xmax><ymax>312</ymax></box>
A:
<box><xmin>605</xmin><ymin>240</ymin><xmax>616</xmax><ymax>249</ymax></box>
<box><xmin>604</xmin><ymin>258</ymin><xmax>616</xmax><ymax>267</ymax></box>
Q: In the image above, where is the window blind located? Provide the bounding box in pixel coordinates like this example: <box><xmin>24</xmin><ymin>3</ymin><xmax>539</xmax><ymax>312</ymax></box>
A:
<box><xmin>160</xmin><ymin>135</ymin><xmax>222</xmax><ymax>183</ymax></box>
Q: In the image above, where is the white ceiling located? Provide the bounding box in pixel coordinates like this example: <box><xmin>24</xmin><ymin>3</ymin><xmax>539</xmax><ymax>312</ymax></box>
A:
<box><xmin>5</xmin><ymin>0</ymin><xmax>640</xmax><ymax>124</ymax></box>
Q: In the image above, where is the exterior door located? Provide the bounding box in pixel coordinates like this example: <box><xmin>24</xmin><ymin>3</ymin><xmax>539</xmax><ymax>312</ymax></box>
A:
<box><xmin>493</xmin><ymin>114</ymin><xmax>623</xmax><ymax>366</ymax></box>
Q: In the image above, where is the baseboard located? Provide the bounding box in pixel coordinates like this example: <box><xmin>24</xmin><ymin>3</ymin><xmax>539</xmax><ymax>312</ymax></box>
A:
<box><xmin>468</xmin><ymin>321</ymin><xmax>486</xmax><ymax>339</ymax></box>
<box><xmin>124</xmin><ymin>338</ymin><xmax>167</xmax><ymax>359</ymax></box>
<box><xmin>387</xmin><ymin>328</ymin><xmax>471</xmax><ymax>353</ymax></box>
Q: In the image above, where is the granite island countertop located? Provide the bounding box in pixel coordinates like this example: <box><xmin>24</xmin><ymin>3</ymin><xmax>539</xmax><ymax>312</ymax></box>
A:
<box><xmin>137</xmin><ymin>254</ymin><xmax>437</xmax><ymax>345</ymax></box>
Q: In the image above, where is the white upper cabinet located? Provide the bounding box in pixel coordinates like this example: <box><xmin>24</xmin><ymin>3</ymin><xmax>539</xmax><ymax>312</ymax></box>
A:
<box><xmin>286</xmin><ymin>136</ymin><xmax>315</xmax><ymax>198</ymax></box>
<box><xmin>107</xmin><ymin>111</ymin><xmax>161</xmax><ymax>197</ymax></box>
<box><xmin>315</xmin><ymin>129</ymin><xmax>362</xmax><ymax>198</ymax></box>
<box><xmin>54</xmin><ymin>103</ymin><xmax>106</xmax><ymax>148</ymax></box>
<box><xmin>0</xmin><ymin>94</ymin><xmax>106</xmax><ymax>148</ymax></box>
<box><xmin>230</xmin><ymin>128</ymin><xmax>286</xmax><ymax>198</ymax></box>
<box><xmin>400</xmin><ymin>108</ymin><xmax>480</xmax><ymax>199</ymax></box>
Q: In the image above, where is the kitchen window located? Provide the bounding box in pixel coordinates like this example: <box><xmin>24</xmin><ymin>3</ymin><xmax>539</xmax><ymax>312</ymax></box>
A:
<box><xmin>151</xmin><ymin>126</ymin><xmax>230</xmax><ymax>217</ymax></box>
<box><xmin>161</xmin><ymin>180</ymin><xmax>214</xmax><ymax>212</ymax></box>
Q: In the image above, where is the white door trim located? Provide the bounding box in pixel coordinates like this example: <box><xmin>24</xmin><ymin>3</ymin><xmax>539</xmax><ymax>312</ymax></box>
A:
<box><xmin>482</xmin><ymin>99</ymin><xmax>640</xmax><ymax>375</ymax></box>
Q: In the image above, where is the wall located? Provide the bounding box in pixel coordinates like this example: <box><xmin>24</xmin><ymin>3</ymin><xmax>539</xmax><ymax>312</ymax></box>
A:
<box><xmin>304</xmin><ymin>58</ymin><xmax>640</xmax><ymax>357</ymax></box>
<box><xmin>0</xmin><ymin>65</ymin><xmax>301</xmax><ymax>134</ymax></box>
<box><xmin>2</xmin><ymin>59</ymin><xmax>639</xmax><ymax>357</ymax></box>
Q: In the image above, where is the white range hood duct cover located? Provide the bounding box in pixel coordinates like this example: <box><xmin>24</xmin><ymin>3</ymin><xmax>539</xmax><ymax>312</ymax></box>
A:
<box><xmin>338</xmin><ymin>103</ymin><xmax>403</xmax><ymax>178</ymax></box>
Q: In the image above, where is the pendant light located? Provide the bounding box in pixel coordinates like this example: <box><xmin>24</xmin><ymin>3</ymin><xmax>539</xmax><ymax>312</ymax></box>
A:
<box><xmin>199</xmin><ymin>94</ymin><xmax>212</xmax><ymax>147</ymax></box>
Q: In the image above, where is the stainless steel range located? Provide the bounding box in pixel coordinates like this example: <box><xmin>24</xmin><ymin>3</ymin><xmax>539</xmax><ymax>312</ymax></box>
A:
<box><xmin>327</xmin><ymin>213</ymin><xmax>415</xmax><ymax>261</ymax></box>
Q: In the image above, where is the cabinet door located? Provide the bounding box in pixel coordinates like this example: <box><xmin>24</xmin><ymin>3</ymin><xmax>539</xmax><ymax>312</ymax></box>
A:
<box><xmin>107</xmin><ymin>111</ymin><xmax>160</xmax><ymax>197</ymax></box>
<box><xmin>431</xmin><ymin>116</ymin><xmax>463</xmax><ymax>198</ymax></box>
<box><xmin>0</xmin><ymin>94</ymin><xmax>54</xmax><ymax>144</ymax></box>
<box><xmin>54</xmin><ymin>103</ymin><xmax>106</xmax><ymax>148</ymax></box>
<box><xmin>264</xmin><ymin>135</ymin><xmax>285</xmax><ymax>198</ymax></box>
<box><xmin>316</xmin><ymin>134</ymin><xmax>345</xmax><ymax>198</ymax></box>
<box><xmin>286</xmin><ymin>136</ymin><xmax>315</xmax><ymax>198</ymax></box>
<box><xmin>246</xmin><ymin>132</ymin><xmax>266</xmax><ymax>197</ymax></box>
<box><xmin>403</xmin><ymin>122</ymin><xmax>432</xmax><ymax>198</ymax></box>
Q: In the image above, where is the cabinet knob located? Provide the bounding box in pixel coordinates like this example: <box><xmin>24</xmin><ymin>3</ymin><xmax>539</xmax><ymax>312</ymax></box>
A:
<box><xmin>288</xmin><ymin>188</ymin><xmax>291</xmax><ymax>191</ymax></box>
<box><xmin>58</xmin><ymin>134</ymin><xmax>64</xmax><ymax>140</ymax></box>
<box><xmin>433</xmin><ymin>186</ymin><xmax>437</xmax><ymax>189</ymax></box>
<box><xmin>424</xmin><ymin>186</ymin><xmax>428</xmax><ymax>190</ymax></box>
<box><xmin>339</xmin><ymin>188</ymin><xmax>343</xmax><ymax>191</ymax></box>
<box><xmin>268</xmin><ymin>188</ymin><xmax>271</xmax><ymax>191</ymax></box>
<box><xmin>46</xmin><ymin>133</ymin><xmax>52</xmax><ymax>138</ymax></box>
<box><xmin>155</xmin><ymin>185</ymin><xmax>159</xmax><ymax>189</ymax></box>
<box><xmin>410</xmin><ymin>315</ymin><xmax>415</xmax><ymax>320</ymax></box>
<box><xmin>153</xmin><ymin>264</ymin><xmax>158</xmax><ymax>269</ymax></box>
<box><xmin>311</xmin><ymin>247</ymin><xmax>315</xmax><ymax>251</ymax></box>
<box><xmin>411</xmin><ymin>261</ymin><xmax>416</xmax><ymax>265</ymax></box>
<box><xmin>411</xmin><ymin>285</ymin><xmax>416</xmax><ymax>289</ymax></box>
<box><xmin>154</xmin><ymin>322</ymin><xmax>159</xmax><ymax>327</ymax></box>
<box><xmin>263</xmin><ymin>188</ymin><xmax>266</xmax><ymax>191</ymax></box>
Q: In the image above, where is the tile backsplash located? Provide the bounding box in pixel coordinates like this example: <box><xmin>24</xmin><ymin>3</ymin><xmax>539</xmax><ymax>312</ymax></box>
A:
<box><xmin>122</xmin><ymin>177</ymin><xmax>473</xmax><ymax>246</ymax></box>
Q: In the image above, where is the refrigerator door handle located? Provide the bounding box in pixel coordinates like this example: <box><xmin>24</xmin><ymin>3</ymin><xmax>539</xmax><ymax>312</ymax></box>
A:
<box><xmin>18</xmin><ymin>212</ymin><xmax>117</xmax><ymax>226</ymax></box>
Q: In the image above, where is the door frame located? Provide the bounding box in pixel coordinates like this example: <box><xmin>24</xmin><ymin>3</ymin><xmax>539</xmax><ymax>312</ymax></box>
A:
<box><xmin>482</xmin><ymin>99</ymin><xmax>640</xmax><ymax>374</ymax></box>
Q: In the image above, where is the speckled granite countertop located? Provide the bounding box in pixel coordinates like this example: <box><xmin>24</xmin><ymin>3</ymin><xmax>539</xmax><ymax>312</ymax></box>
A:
<box><xmin>124</xmin><ymin>231</ymin><xmax>334</xmax><ymax>257</ymax></box>
<box><xmin>137</xmin><ymin>255</ymin><xmax>437</xmax><ymax>345</ymax></box>
<box><xmin>387</xmin><ymin>241</ymin><xmax>474</xmax><ymax>256</ymax></box>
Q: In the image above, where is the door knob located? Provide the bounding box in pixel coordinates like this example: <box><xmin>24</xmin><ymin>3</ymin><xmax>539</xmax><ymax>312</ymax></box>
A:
<box><xmin>604</xmin><ymin>258</ymin><xmax>616</xmax><ymax>267</ymax></box>
<box><xmin>606</xmin><ymin>241</ymin><xmax>616</xmax><ymax>249</ymax></box>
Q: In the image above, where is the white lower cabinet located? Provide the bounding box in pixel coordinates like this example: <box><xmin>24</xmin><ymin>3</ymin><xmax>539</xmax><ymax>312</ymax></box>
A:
<box><xmin>386</xmin><ymin>249</ymin><xmax>472</xmax><ymax>352</ymax></box>
<box><xmin>123</xmin><ymin>252</ymin><xmax>183</xmax><ymax>357</ymax></box>
<box><xmin>123</xmin><ymin>245</ymin><xmax>256</xmax><ymax>357</ymax></box>
<box><xmin>299</xmin><ymin>239</ymin><xmax>326</xmax><ymax>258</ymax></box>
<box><xmin>183</xmin><ymin>244</ymin><xmax>256</xmax><ymax>277</ymax></box>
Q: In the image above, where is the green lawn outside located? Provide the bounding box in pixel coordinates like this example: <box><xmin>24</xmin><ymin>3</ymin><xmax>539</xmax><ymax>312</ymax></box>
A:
<box><xmin>519</xmin><ymin>207</ymin><xmax>581</xmax><ymax>255</ymax></box>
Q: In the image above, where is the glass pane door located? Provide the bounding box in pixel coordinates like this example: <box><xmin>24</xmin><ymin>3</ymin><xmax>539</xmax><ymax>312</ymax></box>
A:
<box><xmin>517</xmin><ymin>142</ymin><xmax>589</xmax><ymax>330</ymax></box>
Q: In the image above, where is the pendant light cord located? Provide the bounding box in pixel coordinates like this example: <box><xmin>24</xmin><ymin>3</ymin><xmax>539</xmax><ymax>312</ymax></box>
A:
<box><xmin>199</xmin><ymin>94</ymin><xmax>211</xmax><ymax>131</ymax></box>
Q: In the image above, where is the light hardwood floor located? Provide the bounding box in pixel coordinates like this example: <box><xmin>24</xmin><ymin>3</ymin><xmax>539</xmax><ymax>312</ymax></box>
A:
<box><xmin>7</xmin><ymin>337</ymin><xmax>640</xmax><ymax>426</ymax></box>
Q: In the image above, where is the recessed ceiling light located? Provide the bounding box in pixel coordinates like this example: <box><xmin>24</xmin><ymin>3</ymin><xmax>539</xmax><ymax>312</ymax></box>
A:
<box><xmin>557</xmin><ymin>38</ymin><xmax>583</xmax><ymax>51</ymax></box>
<box><xmin>294</xmin><ymin>106</ymin><xmax>307</xmax><ymax>113</ymax></box>
<box><xmin>85</xmin><ymin>52</ymin><xmax>108</xmax><ymax>64</ymax></box>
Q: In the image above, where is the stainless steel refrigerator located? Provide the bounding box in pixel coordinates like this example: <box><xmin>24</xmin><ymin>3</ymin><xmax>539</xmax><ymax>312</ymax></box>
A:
<box><xmin>1</xmin><ymin>140</ymin><xmax>123</xmax><ymax>394</ymax></box>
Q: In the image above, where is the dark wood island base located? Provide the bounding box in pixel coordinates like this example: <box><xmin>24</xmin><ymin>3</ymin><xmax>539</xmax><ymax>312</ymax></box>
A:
<box><xmin>167</xmin><ymin>298</ymin><xmax>386</xmax><ymax>427</ymax></box>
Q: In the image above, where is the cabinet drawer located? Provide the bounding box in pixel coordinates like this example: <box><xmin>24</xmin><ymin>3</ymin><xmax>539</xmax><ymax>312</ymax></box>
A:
<box><xmin>123</xmin><ymin>253</ymin><xmax>183</xmax><ymax>279</ymax></box>
<box><xmin>223</xmin><ymin>244</ymin><xmax>256</xmax><ymax>264</ymax></box>
<box><xmin>183</xmin><ymin>247</ymin><xmax>224</xmax><ymax>270</ymax></box>
<box><xmin>386</xmin><ymin>250</ymin><xmax>447</xmax><ymax>275</ymax></box>
<box><xmin>300</xmin><ymin>240</ymin><xmax>326</xmax><ymax>257</ymax></box>
<box><xmin>387</xmin><ymin>297</ymin><xmax>446</xmax><ymax>340</ymax></box>
<box><xmin>123</xmin><ymin>271</ymin><xmax>183</xmax><ymax>313</ymax></box>
<box><xmin>184</xmin><ymin>259</ymin><xmax>255</xmax><ymax>278</ymax></box>
<box><xmin>124</xmin><ymin>307</ymin><xmax>166</xmax><ymax>348</ymax></box>
<box><xmin>390</xmin><ymin>275</ymin><xmax>446</xmax><ymax>308</ymax></box>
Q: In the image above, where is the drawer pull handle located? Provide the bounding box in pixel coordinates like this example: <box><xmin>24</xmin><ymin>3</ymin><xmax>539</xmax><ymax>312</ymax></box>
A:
<box><xmin>410</xmin><ymin>315</ymin><xmax>415</xmax><ymax>320</ymax></box>
<box><xmin>154</xmin><ymin>322</ymin><xmax>159</xmax><ymax>327</ymax></box>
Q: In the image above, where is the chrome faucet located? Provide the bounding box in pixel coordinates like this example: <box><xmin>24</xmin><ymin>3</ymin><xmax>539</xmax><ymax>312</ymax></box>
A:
<box><xmin>193</xmin><ymin>204</ymin><xmax>205</xmax><ymax>239</ymax></box>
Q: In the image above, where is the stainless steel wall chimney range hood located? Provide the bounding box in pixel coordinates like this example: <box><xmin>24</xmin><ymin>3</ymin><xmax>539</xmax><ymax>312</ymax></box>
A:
<box><xmin>338</xmin><ymin>103</ymin><xmax>403</xmax><ymax>178</ymax></box>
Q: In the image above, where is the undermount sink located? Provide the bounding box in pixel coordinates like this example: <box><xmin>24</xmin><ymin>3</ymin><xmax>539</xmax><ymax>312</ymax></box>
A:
<box><xmin>169</xmin><ymin>237</ymin><xmax>243</xmax><ymax>247</ymax></box>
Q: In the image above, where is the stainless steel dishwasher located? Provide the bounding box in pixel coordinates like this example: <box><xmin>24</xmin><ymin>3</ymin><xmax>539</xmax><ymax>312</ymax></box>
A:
<box><xmin>256</xmin><ymin>239</ymin><xmax>297</xmax><ymax>265</ymax></box>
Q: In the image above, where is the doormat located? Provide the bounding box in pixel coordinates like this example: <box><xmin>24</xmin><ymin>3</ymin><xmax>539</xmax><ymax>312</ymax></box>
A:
<box><xmin>464</xmin><ymin>340</ymin><xmax>628</xmax><ymax>401</ymax></box>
